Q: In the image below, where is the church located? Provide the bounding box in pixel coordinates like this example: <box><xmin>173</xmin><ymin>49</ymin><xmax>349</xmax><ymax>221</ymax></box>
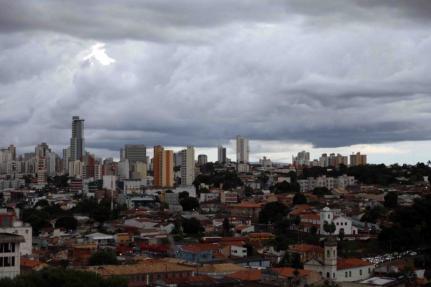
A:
<box><xmin>304</xmin><ymin>237</ymin><xmax>375</xmax><ymax>282</ymax></box>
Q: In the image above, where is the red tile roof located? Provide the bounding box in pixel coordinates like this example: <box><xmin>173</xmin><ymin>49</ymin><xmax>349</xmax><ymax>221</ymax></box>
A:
<box><xmin>272</xmin><ymin>267</ymin><xmax>313</xmax><ymax>278</ymax></box>
<box><xmin>227</xmin><ymin>269</ymin><xmax>262</xmax><ymax>281</ymax></box>
<box><xmin>337</xmin><ymin>258</ymin><xmax>373</xmax><ymax>270</ymax></box>
<box><xmin>289</xmin><ymin>244</ymin><xmax>323</xmax><ymax>253</ymax></box>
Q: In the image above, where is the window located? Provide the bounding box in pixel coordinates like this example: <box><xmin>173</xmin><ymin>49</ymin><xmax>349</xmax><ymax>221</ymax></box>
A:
<box><xmin>345</xmin><ymin>272</ymin><xmax>348</xmax><ymax>277</ymax></box>
<box><xmin>349</xmin><ymin>271</ymin><xmax>352</xmax><ymax>277</ymax></box>
<box><xmin>368</xmin><ymin>268</ymin><xmax>371</xmax><ymax>274</ymax></box>
<box><xmin>360</xmin><ymin>269</ymin><xmax>363</xmax><ymax>276</ymax></box>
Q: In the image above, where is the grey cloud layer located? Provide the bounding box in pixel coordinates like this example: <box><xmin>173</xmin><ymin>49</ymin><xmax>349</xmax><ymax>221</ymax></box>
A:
<box><xmin>1</xmin><ymin>1</ymin><xmax>431</xmax><ymax>153</ymax></box>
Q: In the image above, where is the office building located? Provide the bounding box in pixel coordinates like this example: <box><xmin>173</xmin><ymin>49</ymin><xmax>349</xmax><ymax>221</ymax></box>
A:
<box><xmin>70</xmin><ymin>116</ymin><xmax>85</xmax><ymax>161</ymax></box>
<box><xmin>181</xmin><ymin>146</ymin><xmax>195</xmax><ymax>186</ymax></box>
<box><xmin>123</xmin><ymin>144</ymin><xmax>147</xmax><ymax>163</ymax></box>
<box><xmin>217</xmin><ymin>145</ymin><xmax>227</xmax><ymax>163</ymax></box>
<box><xmin>236</xmin><ymin>136</ymin><xmax>249</xmax><ymax>163</ymax></box>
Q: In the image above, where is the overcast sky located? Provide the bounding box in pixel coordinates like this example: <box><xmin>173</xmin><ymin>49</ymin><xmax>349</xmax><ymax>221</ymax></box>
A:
<box><xmin>1</xmin><ymin>0</ymin><xmax>431</xmax><ymax>163</ymax></box>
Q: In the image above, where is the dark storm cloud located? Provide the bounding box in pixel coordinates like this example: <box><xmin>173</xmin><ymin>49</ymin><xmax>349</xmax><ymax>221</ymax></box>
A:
<box><xmin>1</xmin><ymin>0</ymin><xmax>431</xmax><ymax>155</ymax></box>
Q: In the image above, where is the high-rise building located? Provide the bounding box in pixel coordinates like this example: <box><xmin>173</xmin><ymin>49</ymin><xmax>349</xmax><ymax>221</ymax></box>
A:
<box><xmin>181</xmin><ymin>146</ymin><xmax>195</xmax><ymax>186</ymax></box>
<box><xmin>293</xmin><ymin>151</ymin><xmax>310</xmax><ymax>166</ymax></box>
<box><xmin>70</xmin><ymin>116</ymin><xmax>85</xmax><ymax>161</ymax></box>
<box><xmin>350</xmin><ymin>152</ymin><xmax>367</xmax><ymax>166</ymax></box>
<box><xmin>217</xmin><ymin>145</ymin><xmax>227</xmax><ymax>163</ymax></box>
<box><xmin>236</xmin><ymin>136</ymin><xmax>249</xmax><ymax>163</ymax></box>
<box><xmin>35</xmin><ymin>143</ymin><xmax>51</xmax><ymax>185</ymax></box>
<box><xmin>123</xmin><ymin>144</ymin><xmax>147</xmax><ymax>164</ymax></box>
<box><xmin>197</xmin><ymin>154</ymin><xmax>207</xmax><ymax>166</ymax></box>
<box><xmin>153</xmin><ymin>146</ymin><xmax>174</xmax><ymax>187</ymax></box>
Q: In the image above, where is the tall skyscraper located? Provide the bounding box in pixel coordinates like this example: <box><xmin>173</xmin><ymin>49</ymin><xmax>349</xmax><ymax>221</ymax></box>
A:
<box><xmin>217</xmin><ymin>145</ymin><xmax>227</xmax><ymax>163</ymax></box>
<box><xmin>153</xmin><ymin>145</ymin><xmax>174</xmax><ymax>187</ymax></box>
<box><xmin>236</xmin><ymin>136</ymin><xmax>249</xmax><ymax>163</ymax></box>
<box><xmin>181</xmin><ymin>146</ymin><xmax>195</xmax><ymax>186</ymax></box>
<box><xmin>70</xmin><ymin>116</ymin><xmax>85</xmax><ymax>161</ymax></box>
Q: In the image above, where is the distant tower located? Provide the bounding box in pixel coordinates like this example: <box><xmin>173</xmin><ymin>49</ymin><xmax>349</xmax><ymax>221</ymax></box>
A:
<box><xmin>217</xmin><ymin>145</ymin><xmax>227</xmax><ymax>163</ymax></box>
<box><xmin>324</xmin><ymin>237</ymin><xmax>338</xmax><ymax>280</ymax></box>
<box><xmin>236</xmin><ymin>136</ymin><xmax>249</xmax><ymax>163</ymax></box>
<box><xmin>70</xmin><ymin>116</ymin><xmax>85</xmax><ymax>161</ymax></box>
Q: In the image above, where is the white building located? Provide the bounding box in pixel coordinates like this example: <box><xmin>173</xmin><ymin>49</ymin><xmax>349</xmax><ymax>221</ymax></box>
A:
<box><xmin>320</xmin><ymin>207</ymin><xmax>358</xmax><ymax>236</ymax></box>
<box><xmin>0</xmin><ymin>233</ymin><xmax>24</xmax><ymax>279</ymax></box>
<box><xmin>236</xmin><ymin>136</ymin><xmax>249</xmax><ymax>164</ymax></box>
<box><xmin>304</xmin><ymin>238</ymin><xmax>374</xmax><ymax>282</ymax></box>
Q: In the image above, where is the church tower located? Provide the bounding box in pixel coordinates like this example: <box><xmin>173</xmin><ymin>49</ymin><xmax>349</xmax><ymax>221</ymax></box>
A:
<box><xmin>324</xmin><ymin>236</ymin><xmax>338</xmax><ymax>279</ymax></box>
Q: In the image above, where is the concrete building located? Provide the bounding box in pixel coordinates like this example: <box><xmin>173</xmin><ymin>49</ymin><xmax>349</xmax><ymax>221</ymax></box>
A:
<box><xmin>236</xmin><ymin>136</ymin><xmax>249</xmax><ymax>164</ymax></box>
<box><xmin>293</xmin><ymin>151</ymin><xmax>310</xmax><ymax>166</ymax></box>
<box><xmin>180</xmin><ymin>146</ymin><xmax>195</xmax><ymax>186</ymax></box>
<box><xmin>0</xmin><ymin>233</ymin><xmax>24</xmax><ymax>279</ymax></box>
<box><xmin>217</xmin><ymin>145</ymin><xmax>227</xmax><ymax>164</ymax></box>
<box><xmin>0</xmin><ymin>209</ymin><xmax>32</xmax><ymax>256</ymax></box>
<box><xmin>70</xmin><ymin>116</ymin><xmax>85</xmax><ymax>161</ymax></box>
<box><xmin>197</xmin><ymin>154</ymin><xmax>208</xmax><ymax>166</ymax></box>
<box><xmin>350</xmin><ymin>152</ymin><xmax>367</xmax><ymax>166</ymax></box>
<box><xmin>153</xmin><ymin>146</ymin><xmax>174</xmax><ymax>188</ymax></box>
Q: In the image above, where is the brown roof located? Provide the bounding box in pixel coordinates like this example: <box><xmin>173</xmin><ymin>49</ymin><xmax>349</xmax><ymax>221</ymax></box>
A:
<box><xmin>272</xmin><ymin>267</ymin><xmax>313</xmax><ymax>278</ymax></box>
<box><xmin>85</xmin><ymin>259</ymin><xmax>195</xmax><ymax>276</ymax></box>
<box><xmin>180</xmin><ymin>243</ymin><xmax>221</xmax><ymax>253</ymax></box>
<box><xmin>199</xmin><ymin>263</ymin><xmax>246</xmax><ymax>274</ymax></box>
<box><xmin>227</xmin><ymin>269</ymin><xmax>262</xmax><ymax>281</ymax></box>
<box><xmin>289</xmin><ymin>244</ymin><xmax>323</xmax><ymax>253</ymax></box>
<box><xmin>337</xmin><ymin>258</ymin><xmax>373</xmax><ymax>270</ymax></box>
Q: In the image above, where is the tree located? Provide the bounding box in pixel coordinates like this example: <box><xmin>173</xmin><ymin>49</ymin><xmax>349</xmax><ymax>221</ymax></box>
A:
<box><xmin>293</xmin><ymin>193</ymin><xmax>307</xmax><ymax>205</ymax></box>
<box><xmin>182</xmin><ymin>218</ymin><xmax>204</xmax><ymax>236</ymax></box>
<box><xmin>222</xmin><ymin>217</ymin><xmax>231</xmax><ymax>236</ymax></box>
<box><xmin>259</xmin><ymin>202</ymin><xmax>289</xmax><ymax>224</ymax></box>
<box><xmin>89</xmin><ymin>250</ymin><xmax>119</xmax><ymax>266</ymax></box>
<box><xmin>312</xmin><ymin>187</ymin><xmax>331</xmax><ymax>196</ymax></box>
<box><xmin>0</xmin><ymin>267</ymin><xmax>127</xmax><ymax>287</ymax></box>
<box><xmin>180</xmin><ymin>196</ymin><xmax>199</xmax><ymax>211</ymax></box>
<box><xmin>55</xmin><ymin>216</ymin><xmax>78</xmax><ymax>231</ymax></box>
<box><xmin>323</xmin><ymin>221</ymin><xmax>336</xmax><ymax>235</ymax></box>
<box><xmin>384</xmin><ymin>191</ymin><xmax>398</xmax><ymax>208</ymax></box>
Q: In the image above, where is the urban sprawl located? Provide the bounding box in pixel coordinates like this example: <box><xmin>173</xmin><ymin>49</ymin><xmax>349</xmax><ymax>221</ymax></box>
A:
<box><xmin>0</xmin><ymin>116</ymin><xmax>430</xmax><ymax>287</ymax></box>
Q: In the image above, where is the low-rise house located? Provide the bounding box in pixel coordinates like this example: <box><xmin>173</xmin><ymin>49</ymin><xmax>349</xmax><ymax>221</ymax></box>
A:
<box><xmin>175</xmin><ymin>243</ymin><xmax>222</xmax><ymax>263</ymax></box>
<box><xmin>85</xmin><ymin>259</ymin><xmax>195</xmax><ymax>285</ymax></box>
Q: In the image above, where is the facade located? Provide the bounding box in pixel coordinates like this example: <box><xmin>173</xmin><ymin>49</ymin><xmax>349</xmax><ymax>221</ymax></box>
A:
<box><xmin>0</xmin><ymin>209</ymin><xmax>32</xmax><ymax>256</ymax></box>
<box><xmin>236</xmin><ymin>136</ymin><xmax>249</xmax><ymax>163</ymax></box>
<box><xmin>180</xmin><ymin>146</ymin><xmax>195</xmax><ymax>186</ymax></box>
<box><xmin>197</xmin><ymin>154</ymin><xmax>208</xmax><ymax>166</ymax></box>
<box><xmin>293</xmin><ymin>151</ymin><xmax>310</xmax><ymax>166</ymax></box>
<box><xmin>0</xmin><ymin>233</ymin><xmax>24</xmax><ymax>279</ymax></box>
<box><xmin>70</xmin><ymin>116</ymin><xmax>85</xmax><ymax>161</ymax></box>
<box><xmin>217</xmin><ymin>145</ymin><xmax>227</xmax><ymax>163</ymax></box>
<box><xmin>350</xmin><ymin>152</ymin><xmax>367</xmax><ymax>166</ymax></box>
<box><xmin>153</xmin><ymin>146</ymin><xmax>174</xmax><ymax>187</ymax></box>
<box><xmin>320</xmin><ymin>207</ymin><xmax>358</xmax><ymax>236</ymax></box>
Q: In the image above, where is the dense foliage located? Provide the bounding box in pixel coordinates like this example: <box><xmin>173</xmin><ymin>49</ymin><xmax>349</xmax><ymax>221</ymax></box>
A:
<box><xmin>378</xmin><ymin>195</ymin><xmax>431</xmax><ymax>251</ymax></box>
<box><xmin>0</xmin><ymin>268</ymin><xmax>127</xmax><ymax>287</ymax></box>
<box><xmin>89</xmin><ymin>250</ymin><xmax>119</xmax><ymax>266</ymax></box>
